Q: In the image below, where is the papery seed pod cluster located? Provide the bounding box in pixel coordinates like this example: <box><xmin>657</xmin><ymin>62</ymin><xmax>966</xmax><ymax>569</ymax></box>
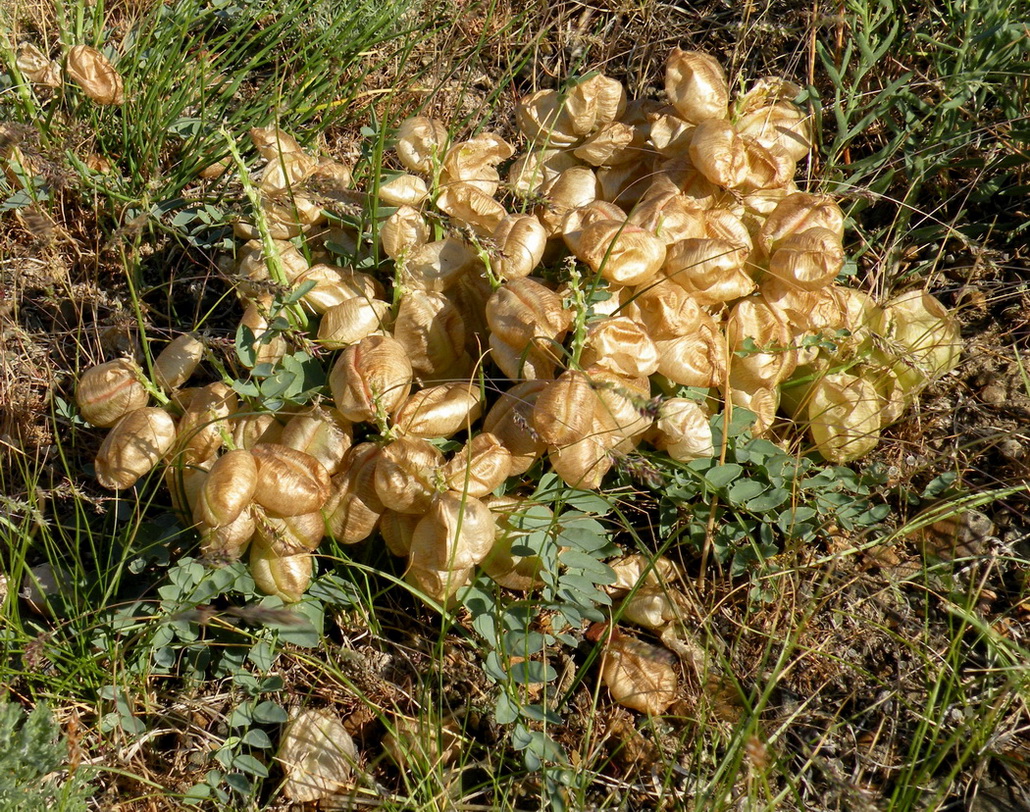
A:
<box><xmin>78</xmin><ymin>47</ymin><xmax>960</xmax><ymax>620</ymax></box>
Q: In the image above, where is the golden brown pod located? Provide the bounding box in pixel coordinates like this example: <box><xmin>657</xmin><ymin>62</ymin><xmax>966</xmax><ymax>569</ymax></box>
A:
<box><xmin>405</xmin><ymin>566</ymin><xmax>474</xmax><ymax>610</ymax></box>
<box><xmin>316</xmin><ymin>297</ymin><xmax>391</xmax><ymax>349</ymax></box>
<box><xmin>16</xmin><ymin>43</ymin><xmax>61</xmax><ymax>87</ymax></box>
<box><xmin>564</xmin><ymin>73</ymin><xmax>627</xmax><ymax>137</ymax></box>
<box><xmin>536</xmin><ymin>166</ymin><xmax>601</xmax><ymax>236</ymax></box>
<box><xmin>234</xmin><ymin>239</ymin><xmax>307</xmax><ymax>300</ymax></box>
<box><xmin>280</xmin><ymin>406</ymin><xmax>353</xmax><ymax>476</ymax></box>
<box><xmin>726</xmin><ymin>296</ymin><xmax>797</xmax><ymax>389</ymax></box>
<box><xmin>77</xmin><ymin>358</ymin><xmax>149</xmax><ymax>428</ymax></box>
<box><xmin>482</xmin><ymin>380</ymin><xmax>549</xmax><ymax>476</ymax></box>
<box><xmin>401</xmin><ymin>238</ymin><xmax>479</xmax><ymax>292</ymax></box>
<box><xmin>665</xmin><ymin>48</ymin><xmax>729</xmax><ymax>124</ymax></box>
<box><xmin>727</xmin><ymin>384</ymin><xmax>780</xmax><ymax>437</ymax></box>
<box><xmin>379</xmin><ymin>509</ymin><xmax>420</xmax><ymax>557</ymax></box>
<box><xmin>587</xmin><ymin>366</ymin><xmax>653</xmax><ymax>447</ymax></box>
<box><xmin>325</xmin><ymin>443</ymin><xmax>384</xmax><ymax>544</ymax></box>
<box><xmin>250</xmin><ymin>126</ymin><xmax>306</xmax><ymax>161</ymax></box>
<box><xmin>392</xmin><ymin>291</ymin><xmax>466</xmax><ymax>379</ymax></box>
<box><xmin>647</xmin><ymin>113</ymin><xmax>696</xmax><ymax>158</ymax></box>
<box><xmin>165</xmin><ymin>458</ymin><xmax>212</xmax><ymax>522</ymax></box>
<box><xmin>601</xmin><ymin>634</ymin><xmax>679</xmax><ymax>715</ymax></box>
<box><xmin>547</xmin><ymin>429</ymin><xmax>612</xmax><ymax>491</ymax></box>
<box><xmin>440</xmin><ymin>133</ymin><xmax>514</xmax><ymax>196</ymax></box>
<box><xmin>627</xmin><ymin>189</ymin><xmax>705</xmax><ymax>246</ymax></box>
<box><xmin>95</xmin><ymin>407</ymin><xmax>177</xmax><ymax>490</ymax></box>
<box><xmin>408</xmin><ymin>491</ymin><xmax>496</xmax><ymax>571</ymax></box>
<box><xmin>662</xmin><ymin>238</ymin><xmax>755</xmax><ymax>306</ymax></box>
<box><xmin>277</xmin><ymin>709</ymin><xmax>357</xmax><ymax>803</ymax></box>
<box><xmin>508</xmin><ymin>148</ymin><xmax>582</xmax><ymax>198</ymax></box>
<box><xmin>768</xmin><ymin>227</ymin><xmax>845</xmax><ymax>291</ymax></box>
<box><xmin>516</xmin><ymin>90</ymin><xmax>580</xmax><ymax>147</ymax></box>
<box><xmin>249</xmin><ymin>537</ymin><xmax>313</xmax><ymax>603</ymax></box>
<box><xmin>608</xmin><ymin>553</ymin><xmax>680</xmax><ymax>596</ymax></box>
<box><xmin>488</xmin><ymin>333</ymin><xmax>563</xmax><ymax>382</ymax></box>
<box><xmin>251</xmin><ymin>443</ymin><xmax>332</xmax><ymax>517</ymax></box>
<box><xmin>198</xmin><ymin>506</ymin><xmax>256</xmax><ymax>562</ymax></box>
<box><xmin>329</xmin><ymin>334</ymin><xmax>413</xmax><ymax>424</ymax></box>
<box><xmin>485</xmin><ymin>277</ymin><xmax>572</xmax><ymax>348</ymax></box>
<box><xmin>436</xmin><ymin>182</ymin><xmax>508</xmax><ymax>236</ymax></box>
<box><xmin>492</xmin><ymin>214</ymin><xmax>548</xmax><ymax>280</ymax></box>
<box><xmin>293</xmin><ymin>264</ymin><xmax>372</xmax><ymax>315</ymax></box>
<box><xmin>736</xmin><ymin>100</ymin><xmax>813</xmax><ymax>163</ymax></box>
<box><xmin>619</xmin><ymin>587</ymin><xmax>684</xmax><ymax>630</ymax></box>
<box><xmin>882</xmin><ymin>290</ymin><xmax>962</xmax><ymax>394</ymax></box>
<box><xmin>443</xmin><ymin>433</ymin><xmax>513</xmax><ymax>497</ymax></box>
<box><xmin>574</xmin><ymin>221</ymin><xmax>666</xmax><ymax>287</ymax></box>
<box><xmin>395</xmin><ymin>116</ymin><xmax>450</xmax><ymax>174</ymax></box>
<box><xmin>175</xmin><ymin>382</ymin><xmax>239</xmax><ymax>465</ymax></box>
<box><xmin>66</xmin><ymin>44</ymin><xmax>124</xmax><ymax>105</ymax></box>
<box><xmin>561</xmin><ymin>200</ymin><xmax>628</xmax><ymax>256</ymax></box>
<box><xmin>580</xmin><ymin>317</ymin><xmax>661</xmax><ymax>378</ymax></box>
<box><xmin>532</xmin><ymin>370</ymin><xmax>597</xmax><ymax>447</ymax></box>
<box><xmin>239</xmin><ymin>298</ymin><xmax>287</xmax><ymax>370</ymax></box>
<box><xmin>806</xmin><ymin>371</ymin><xmax>881</xmax><ymax>463</ymax></box>
<box><xmin>254</xmin><ymin>508</ymin><xmax>326</xmax><ymax>555</ymax></box>
<box><xmin>688</xmin><ymin>119</ymin><xmax>749</xmax><ymax>189</ymax></box>
<box><xmin>153</xmin><ymin>334</ymin><xmax>205</xmax><ymax>391</ymax></box>
<box><xmin>628</xmin><ymin>277</ymin><xmax>705</xmax><ymax>340</ymax></box>
<box><xmin>231</xmin><ymin>412</ymin><xmax>284</xmax><ymax>449</ymax></box>
<box><xmin>378</xmin><ymin>172</ymin><xmax>429</xmax><ymax>207</ymax></box>
<box><xmin>739</xmin><ymin>137</ymin><xmax>795</xmax><ymax>193</ymax></box>
<box><xmin>654</xmin><ymin>398</ymin><xmax>713</xmax><ymax>461</ymax></box>
<box><xmin>381</xmin><ymin>205</ymin><xmax>431</xmax><ymax>260</ymax></box>
<box><xmin>193</xmin><ymin>449</ymin><xmax>258</xmax><ymax>528</ymax></box>
<box><xmin>373</xmin><ymin>436</ymin><xmax>444</xmax><ymax>515</ymax></box>
<box><xmin>756</xmin><ymin>193</ymin><xmax>845</xmax><ymax>260</ymax></box>
<box><xmin>573</xmin><ymin>121</ymin><xmax>636</xmax><ymax>166</ymax></box>
<box><xmin>393</xmin><ymin>381</ymin><xmax>483</xmax><ymax>439</ymax></box>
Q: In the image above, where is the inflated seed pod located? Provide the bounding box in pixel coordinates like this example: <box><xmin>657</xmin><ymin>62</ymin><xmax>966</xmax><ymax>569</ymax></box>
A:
<box><xmin>193</xmin><ymin>449</ymin><xmax>258</xmax><ymax>528</ymax></box>
<box><xmin>235</xmin><ymin>239</ymin><xmax>307</xmax><ymax>301</ymax></box>
<box><xmin>280</xmin><ymin>406</ymin><xmax>353</xmax><ymax>476</ymax></box>
<box><xmin>373</xmin><ymin>436</ymin><xmax>444</xmax><ymax>515</ymax></box>
<box><xmin>573</xmin><ymin>121</ymin><xmax>636</xmax><ymax>166</ymax></box>
<box><xmin>393</xmin><ymin>381</ymin><xmax>483</xmax><ymax>439</ymax></box>
<box><xmin>536</xmin><ymin>166</ymin><xmax>601</xmax><ymax>236</ymax></box>
<box><xmin>239</xmin><ymin>297</ymin><xmax>287</xmax><ymax>370</ymax></box>
<box><xmin>401</xmin><ymin>238</ymin><xmax>479</xmax><ymax>292</ymax></box>
<box><xmin>405</xmin><ymin>566</ymin><xmax>474</xmax><ymax>609</ymax></box>
<box><xmin>587</xmin><ymin>365</ymin><xmax>653</xmax><ymax>447</ymax></box>
<box><xmin>395</xmin><ymin>116</ymin><xmax>450</xmax><ymax>174</ymax></box>
<box><xmin>573</xmin><ymin>221</ymin><xmax>666</xmax><ymax>287</ymax></box>
<box><xmin>485</xmin><ymin>277</ymin><xmax>572</xmax><ymax>348</ymax></box>
<box><xmin>153</xmin><ymin>333</ymin><xmax>205</xmax><ymax>391</ymax></box>
<box><xmin>488</xmin><ymin>332</ymin><xmax>564</xmax><ymax>382</ymax></box>
<box><xmin>806</xmin><ymin>371</ymin><xmax>881</xmax><ymax>463</ymax></box>
<box><xmin>619</xmin><ymin>587</ymin><xmax>683</xmax><ymax>630</ymax></box>
<box><xmin>882</xmin><ymin>290</ymin><xmax>961</xmax><ymax>395</ymax></box>
<box><xmin>480</xmin><ymin>496</ymin><xmax>549</xmax><ymax>591</ymax></box>
<box><xmin>688</xmin><ymin>119</ymin><xmax>749</xmax><ymax>189</ymax></box>
<box><xmin>532</xmin><ymin>370</ymin><xmax>596</xmax><ymax>447</ymax></box>
<box><xmin>597</xmin><ymin>160</ymin><xmax>657</xmax><ymax>209</ymax></box>
<box><xmin>175</xmin><ymin>382</ymin><xmax>238</xmax><ymax>465</ymax></box>
<box><xmin>736</xmin><ymin>100</ymin><xmax>813</xmax><ymax>163</ymax></box>
<box><xmin>16</xmin><ymin>43</ymin><xmax>60</xmax><ymax>87</ymax></box>
<box><xmin>440</xmin><ymin>133</ymin><xmax>514</xmax><ymax>196</ymax></box>
<box><xmin>508</xmin><ymin>148</ymin><xmax>582</xmax><ymax>198</ymax></box>
<box><xmin>492</xmin><ymin>214</ymin><xmax>548</xmax><ymax>280</ymax></box>
<box><xmin>665</xmin><ymin>48</ymin><xmax>729</xmax><ymax>124</ymax></box>
<box><xmin>650</xmin><ymin>158</ymin><xmax>722</xmax><ymax>209</ymax></box>
<box><xmin>727</xmin><ymin>384</ymin><xmax>780</xmax><ymax>437</ymax></box>
<box><xmin>648</xmin><ymin>113</ymin><xmax>696</xmax><ymax>158</ymax></box>
<box><xmin>198</xmin><ymin>506</ymin><xmax>256</xmax><ymax>562</ymax></box>
<box><xmin>254</xmin><ymin>508</ymin><xmax>326</xmax><ymax>555</ymax></box>
<box><xmin>251</xmin><ymin>444</ymin><xmax>331</xmax><ymax>517</ymax></box>
<box><xmin>739</xmin><ymin>137</ymin><xmax>795</xmax><ymax>193</ymax></box>
<box><xmin>165</xmin><ymin>458</ymin><xmax>212</xmax><ymax>522</ymax></box>
<box><xmin>662</xmin><ymin>238</ymin><xmax>754</xmax><ymax>305</ymax></box>
<box><xmin>627</xmin><ymin>188</ymin><xmax>706</xmax><ymax>245</ymax></box>
<box><xmin>768</xmin><ymin>227</ymin><xmax>845</xmax><ymax>290</ymax></box>
<box><xmin>547</xmin><ymin>428</ymin><xmax>612</xmax><ymax>491</ymax></box>
<box><xmin>482</xmin><ymin>380</ymin><xmax>549</xmax><ymax>476</ymax></box>
<box><xmin>443</xmin><ymin>432</ymin><xmax>512</xmax><ymax>497</ymax></box>
<box><xmin>516</xmin><ymin>90</ymin><xmax>580</xmax><ymax>147</ymax></box>
<box><xmin>77</xmin><ymin>358</ymin><xmax>149</xmax><ymax>428</ymax></box>
<box><xmin>654</xmin><ymin>316</ymin><xmax>727</xmax><ymax>389</ymax></box>
<box><xmin>66</xmin><ymin>44</ymin><xmax>124</xmax><ymax>105</ymax></box>
<box><xmin>293</xmin><ymin>264</ymin><xmax>369</xmax><ymax>315</ymax></box>
<box><xmin>580</xmin><ymin>317</ymin><xmax>661</xmax><ymax>378</ymax></box>
<box><xmin>316</xmin><ymin>297</ymin><xmax>391</xmax><ymax>349</ymax></box>
<box><xmin>378</xmin><ymin>172</ymin><xmax>429</xmax><ymax>207</ymax></box>
<box><xmin>379</xmin><ymin>509</ymin><xmax>420</xmax><ymax>557</ymax></box>
<box><xmin>325</xmin><ymin>443</ymin><xmax>384</xmax><ymax>544</ymax></box>
<box><xmin>392</xmin><ymin>291</ymin><xmax>466</xmax><ymax>379</ymax></box>
<box><xmin>381</xmin><ymin>205</ymin><xmax>431</xmax><ymax>260</ymax></box>
<box><xmin>564</xmin><ymin>73</ymin><xmax>627</xmax><ymax>137</ymax></box>
<box><xmin>608</xmin><ymin>553</ymin><xmax>681</xmax><ymax>596</ymax></box>
<box><xmin>408</xmin><ymin>491</ymin><xmax>496</xmax><ymax>571</ymax></box>
<box><xmin>628</xmin><ymin>277</ymin><xmax>706</xmax><ymax>340</ymax></box>
<box><xmin>232</xmin><ymin>412</ymin><xmax>284</xmax><ymax>449</ymax></box>
<box><xmin>249</xmin><ymin>536</ymin><xmax>313</xmax><ymax>603</ymax></box>
<box><xmin>329</xmin><ymin>334</ymin><xmax>413</xmax><ymax>423</ymax></box>
<box><xmin>755</xmin><ymin>193</ymin><xmax>844</xmax><ymax>260</ymax></box>
<box><xmin>95</xmin><ymin>407</ymin><xmax>177</xmax><ymax>490</ymax></box>
<box><xmin>726</xmin><ymin>296</ymin><xmax>797</xmax><ymax>389</ymax></box>
<box><xmin>436</xmin><ymin>183</ymin><xmax>508</xmax><ymax>236</ymax></box>
<box><xmin>561</xmin><ymin>200</ymin><xmax>628</xmax><ymax>256</ymax></box>
<box><xmin>601</xmin><ymin>633</ymin><xmax>679</xmax><ymax>715</ymax></box>
<box><xmin>654</xmin><ymin>398</ymin><xmax>713</xmax><ymax>461</ymax></box>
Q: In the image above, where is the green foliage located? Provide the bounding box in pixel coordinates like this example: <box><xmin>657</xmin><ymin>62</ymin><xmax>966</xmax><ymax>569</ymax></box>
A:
<box><xmin>0</xmin><ymin>702</ymin><xmax>93</xmax><ymax>812</ymax></box>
